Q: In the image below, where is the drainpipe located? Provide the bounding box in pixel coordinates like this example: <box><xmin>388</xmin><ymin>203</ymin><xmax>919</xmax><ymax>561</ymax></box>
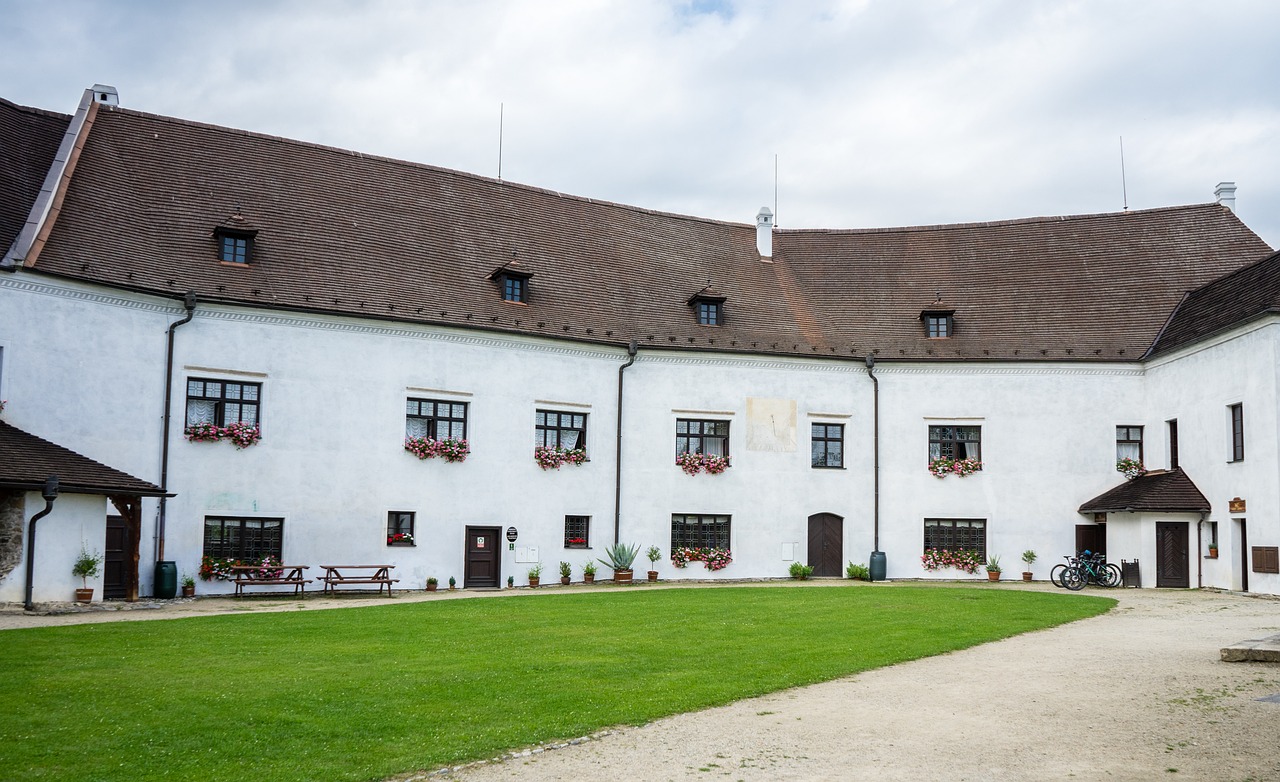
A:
<box><xmin>613</xmin><ymin>340</ymin><xmax>638</xmax><ymax>545</ymax></box>
<box><xmin>1196</xmin><ymin>513</ymin><xmax>1206</xmax><ymax>589</ymax></box>
<box><xmin>23</xmin><ymin>475</ymin><xmax>60</xmax><ymax>611</ymax></box>
<box><xmin>864</xmin><ymin>355</ymin><xmax>884</xmax><ymax>580</ymax></box>
<box><xmin>157</xmin><ymin>292</ymin><xmax>197</xmax><ymax>561</ymax></box>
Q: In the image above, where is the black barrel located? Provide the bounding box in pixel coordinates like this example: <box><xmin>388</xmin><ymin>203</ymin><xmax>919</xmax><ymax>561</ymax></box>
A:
<box><xmin>154</xmin><ymin>560</ymin><xmax>177</xmax><ymax>599</ymax></box>
<box><xmin>869</xmin><ymin>550</ymin><xmax>887</xmax><ymax>582</ymax></box>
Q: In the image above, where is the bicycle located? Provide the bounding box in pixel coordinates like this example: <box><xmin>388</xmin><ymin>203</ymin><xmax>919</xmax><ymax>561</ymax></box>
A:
<box><xmin>1064</xmin><ymin>551</ymin><xmax>1121</xmax><ymax>590</ymax></box>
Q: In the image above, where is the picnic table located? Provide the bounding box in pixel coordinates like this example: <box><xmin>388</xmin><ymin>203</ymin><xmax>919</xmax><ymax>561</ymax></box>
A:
<box><xmin>318</xmin><ymin>565</ymin><xmax>399</xmax><ymax>596</ymax></box>
<box><xmin>231</xmin><ymin>564</ymin><xmax>310</xmax><ymax>597</ymax></box>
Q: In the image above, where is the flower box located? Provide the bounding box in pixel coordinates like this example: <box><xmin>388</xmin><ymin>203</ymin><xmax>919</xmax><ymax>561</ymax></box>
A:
<box><xmin>928</xmin><ymin>457</ymin><xmax>981</xmax><ymax>478</ymax></box>
<box><xmin>405</xmin><ymin>436</ymin><xmax>470</xmax><ymax>462</ymax></box>
<box><xmin>671</xmin><ymin>546</ymin><xmax>733</xmax><ymax>571</ymax></box>
<box><xmin>920</xmin><ymin>548</ymin><xmax>982</xmax><ymax>574</ymax></box>
<box><xmin>534</xmin><ymin>446</ymin><xmax>587</xmax><ymax>470</ymax></box>
<box><xmin>184</xmin><ymin>422</ymin><xmax>261</xmax><ymax>449</ymax></box>
<box><xmin>675</xmin><ymin>452</ymin><xmax>730</xmax><ymax>476</ymax></box>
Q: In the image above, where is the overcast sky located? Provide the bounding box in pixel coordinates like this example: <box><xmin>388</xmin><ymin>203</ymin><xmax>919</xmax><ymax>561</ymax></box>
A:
<box><xmin>3</xmin><ymin>0</ymin><xmax>1277</xmax><ymax>246</ymax></box>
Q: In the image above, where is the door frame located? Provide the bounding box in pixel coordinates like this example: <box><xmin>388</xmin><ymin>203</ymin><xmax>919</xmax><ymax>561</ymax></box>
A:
<box><xmin>807</xmin><ymin>513</ymin><xmax>844</xmax><ymax>578</ymax></box>
<box><xmin>1155</xmin><ymin>521</ymin><xmax>1190</xmax><ymax>588</ymax></box>
<box><xmin>463</xmin><ymin>526</ymin><xmax>501</xmax><ymax>588</ymax></box>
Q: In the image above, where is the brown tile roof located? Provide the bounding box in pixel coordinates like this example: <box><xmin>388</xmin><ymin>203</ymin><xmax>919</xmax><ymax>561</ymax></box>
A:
<box><xmin>0</xmin><ymin>421</ymin><xmax>167</xmax><ymax>497</ymax></box>
<box><xmin>1077</xmin><ymin>468</ymin><xmax>1210</xmax><ymax>514</ymax></box>
<box><xmin>21</xmin><ymin>102</ymin><xmax>1275</xmax><ymax>361</ymax></box>
<box><xmin>1147</xmin><ymin>248</ymin><xmax>1280</xmax><ymax>357</ymax></box>
<box><xmin>0</xmin><ymin>98</ymin><xmax>69</xmax><ymax>252</ymax></box>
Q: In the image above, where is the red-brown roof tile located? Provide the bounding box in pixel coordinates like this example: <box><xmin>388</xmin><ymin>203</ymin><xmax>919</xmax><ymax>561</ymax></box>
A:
<box><xmin>1077</xmin><ymin>468</ymin><xmax>1210</xmax><ymax>514</ymax></box>
<box><xmin>0</xmin><ymin>421</ymin><xmax>167</xmax><ymax>496</ymax></box>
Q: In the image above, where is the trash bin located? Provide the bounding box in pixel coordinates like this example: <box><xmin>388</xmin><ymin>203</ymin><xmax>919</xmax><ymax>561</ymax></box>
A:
<box><xmin>154</xmin><ymin>560</ymin><xmax>177</xmax><ymax>599</ymax></box>
<box><xmin>869</xmin><ymin>550</ymin><xmax>887</xmax><ymax>582</ymax></box>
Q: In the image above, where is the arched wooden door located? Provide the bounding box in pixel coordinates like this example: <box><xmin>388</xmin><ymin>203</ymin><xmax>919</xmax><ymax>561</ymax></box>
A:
<box><xmin>807</xmin><ymin>513</ymin><xmax>844</xmax><ymax>577</ymax></box>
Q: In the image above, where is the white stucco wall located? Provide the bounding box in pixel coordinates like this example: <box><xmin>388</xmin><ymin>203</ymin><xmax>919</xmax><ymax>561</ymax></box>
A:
<box><xmin>3</xmin><ymin>274</ymin><xmax>1277</xmax><ymax>596</ymax></box>
<box><xmin>0</xmin><ymin>491</ymin><xmax>109</xmax><ymax>603</ymax></box>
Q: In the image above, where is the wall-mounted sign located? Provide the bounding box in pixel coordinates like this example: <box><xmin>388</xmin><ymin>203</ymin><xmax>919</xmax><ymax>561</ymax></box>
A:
<box><xmin>506</xmin><ymin>526</ymin><xmax>518</xmax><ymax>542</ymax></box>
<box><xmin>1229</xmin><ymin>497</ymin><xmax>1246</xmax><ymax>513</ymax></box>
<box><xmin>476</xmin><ymin>537</ymin><xmax>486</xmax><ymax>549</ymax></box>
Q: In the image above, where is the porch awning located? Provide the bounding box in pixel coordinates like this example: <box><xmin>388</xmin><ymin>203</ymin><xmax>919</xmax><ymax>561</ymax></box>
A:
<box><xmin>0</xmin><ymin>421</ymin><xmax>168</xmax><ymax>497</ymax></box>
<box><xmin>1077</xmin><ymin>468</ymin><xmax>1209</xmax><ymax>514</ymax></box>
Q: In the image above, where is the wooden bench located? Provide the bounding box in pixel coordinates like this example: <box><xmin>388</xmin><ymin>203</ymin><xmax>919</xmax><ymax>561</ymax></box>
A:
<box><xmin>318</xmin><ymin>565</ymin><xmax>399</xmax><ymax>596</ymax></box>
<box><xmin>231</xmin><ymin>564</ymin><xmax>310</xmax><ymax>597</ymax></box>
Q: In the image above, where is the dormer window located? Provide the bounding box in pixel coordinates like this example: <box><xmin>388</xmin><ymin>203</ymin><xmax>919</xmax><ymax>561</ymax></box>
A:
<box><xmin>488</xmin><ymin>261</ymin><xmax>533</xmax><ymax>304</ymax></box>
<box><xmin>920</xmin><ymin>310</ymin><xmax>955</xmax><ymax>338</ymax></box>
<box><xmin>687</xmin><ymin>285</ymin><xmax>727</xmax><ymax>327</ymax></box>
<box><xmin>214</xmin><ymin>225</ymin><xmax>257</xmax><ymax>266</ymax></box>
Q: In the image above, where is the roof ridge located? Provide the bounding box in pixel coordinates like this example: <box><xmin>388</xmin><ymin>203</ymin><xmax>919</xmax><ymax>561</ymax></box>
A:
<box><xmin>94</xmin><ymin>104</ymin><xmax>756</xmax><ymax>232</ymax></box>
<box><xmin>776</xmin><ymin>202</ymin><xmax>1232</xmax><ymax>237</ymax></box>
<box><xmin>0</xmin><ymin>95</ymin><xmax>72</xmax><ymax>122</ymax></box>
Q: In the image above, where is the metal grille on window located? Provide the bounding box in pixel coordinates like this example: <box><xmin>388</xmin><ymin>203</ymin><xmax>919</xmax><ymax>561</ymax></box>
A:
<box><xmin>923</xmin><ymin>519</ymin><xmax>986</xmax><ymax>559</ymax></box>
<box><xmin>564</xmin><ymin>516</ymin><xmax>590</xmax><ymax>548</ymax></box>
<box><xmin>671</xmin><ymin>514</ymin><xmax>731</xmax><ymax>549</ymax></box>
<box><xmin>203</xmin><ymin>517</ymin><xmax>284</xmax><ymax>561</ymax></box>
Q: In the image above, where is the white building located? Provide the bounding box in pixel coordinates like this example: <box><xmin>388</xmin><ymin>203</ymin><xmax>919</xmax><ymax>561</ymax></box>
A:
<box><xmin>2</xmin><ymin>86</ymin><xmax>1277</xmax><ymax>602</ymax></box>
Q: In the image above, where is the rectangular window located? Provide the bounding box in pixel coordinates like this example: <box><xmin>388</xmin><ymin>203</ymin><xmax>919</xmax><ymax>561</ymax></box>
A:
<box><xmin>1230</xmin><ymin>404</ymin><xmax>1244</xmax><ymax>462</ymax></box>
<box><xmin>564</xmin><ymin>516</ymin><xmax>590</xmax><ymax>549</ymax></box>
<box><xmin>502</xmin><ymin>276</ymin><xmax>525</xmax><ymax>302</ymax></box>
<box><xmin>536</xmin><ymin>410</ymin><xmax>587</xmax><ymax>450</ymax></box>
<box><xmin>202</xmin><ymin>517</ymin><xmax>283</xmax><ymax>561</ymax></box>
<box><xmin>671</xmin><ymin>514</ymin><xmax>731</xmax><ymax>549</ymax></box>
<box><xmin>1116</xmin><ymin>425</ymin><xmax>1143</xmax><ymax>463</ymax></box>
<box><xmin>186</xmin><ymin>378</ymin><xmax>261</xmax><ymax>427</ymax></box>
<box><xmin>1253</xmin><ymin>546</ymin><xmax>1279</xmax><ymax>574</ymax></box>
<box><xmin>406</xmin><ymin>398</ymin><xmax>468</xmax><ymax>440</ymax></box>
<box><xmin>925</xmin><ymin>315</ymin><xmax>951</xmax><ymax>338</ymax></box>
<box><xmin>676</xmin><ymin>419</ymin><xmax>729</xmax><ymax>457</ymax></box>
<box><xmin>1168</xmin><ymin>419</ymin><xmax>1179</xmax><ymax>469</ymax></box>
<box><xmin>220</xmin><ymin>234</ymin><xmax>249</xmax><ymax>264</ymax></box>
<box><xmin>811</xmin><ymin>423</ymin><xmax>844</xmax><ymax>468</ymax></box>
<box><xmin>928</xmin><ymin>425</ymin><xmax>981</xmax><ymax>462</ymax></box>
<box><xmin>923</xmin><ymin>518</ymin><xmax>986</xmax><ymax>559</ymax></box>
<box><xmin>387</xmin><ymin>512</ymin><xmax>415</xmax><ymax>545</ymax></box>
<box><xmin>696</xmin><ymin>301</ymin><xmax>721</xmax><ymax>325</ymax></box>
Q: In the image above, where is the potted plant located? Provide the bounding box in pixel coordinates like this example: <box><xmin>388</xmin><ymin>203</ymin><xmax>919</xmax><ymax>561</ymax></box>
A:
<box><xmin>448</xmin><ymin>576</ymin><xmax>457</xmax><ymax>591</ymax></box>
<box><xmin>646</xmin><ymin>546</ymin><xmax>661</xmax><ymax>582</ymax></box>
<box><xmin>582</xmin><ymin>561</ymin><xmax>597</xmax><ymax>584</ymax></box>
<box><xmin>1208</xmin><ymin>543</ymin><xmax>1219</xmax><ymax>559</ymax></box>
<box><xmin>181</xmin><ymin>574</ymin><xmax>196</xmax><ymax>598</ymax></box>
<box><xmin>559</xmin><ymin>560</ymin><xmax>572</xmax><ymax>585</ymax></box>
<box><xmin>527</xmin><ymin>562</ymin><xmax>543</xmax><ymax>588</ymax></box>
<box><xmin>789</xmin><ymin>562</ymin><xmax>814</xmax><ymax>580</ymax></box>
<box><xmin>72</xmin><ymin>546</ymin><xmax>103</xmax><ymax>602</ymax></box>
<box><xmin>507</xmin><ymin>575</ymin><xmax>514</xmax><ymax>589</ymax></box>
<box><xmin>599</xmin><ymin>542</ymin><xmax>640</xmax><ymax>584</ymax></box>
<box><xmin>1020</xmin><ymin>550</ymin><xmax>1037</xmax><ymax>582</ymax></box>
<box><xmin>985</xmin><ymin>554</ymin><xmax>1002</xmax><ymax>582</ymax></box>
<box><xmin>426</xmin><ymin>576</ymin><xmax>438</xmax><ymax>592</ymax></box>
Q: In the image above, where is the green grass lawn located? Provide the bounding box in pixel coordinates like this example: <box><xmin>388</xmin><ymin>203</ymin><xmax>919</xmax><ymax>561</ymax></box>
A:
<box><xmin>1</xmin><ymin>585</ymin><xmax>1111</xmax><ymax>782</ymax></box>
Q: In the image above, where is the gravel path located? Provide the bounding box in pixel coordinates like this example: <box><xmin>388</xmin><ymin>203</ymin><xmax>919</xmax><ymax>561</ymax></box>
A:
<box><xmin>435</xmin><ymin>586</ymin><xmax>1280</xmax><ymax>782</ymax></box>
<box><xmin>6</xmin><ymin>584</ymin><xmax>1280</xmax><ymax>781</ymax></box>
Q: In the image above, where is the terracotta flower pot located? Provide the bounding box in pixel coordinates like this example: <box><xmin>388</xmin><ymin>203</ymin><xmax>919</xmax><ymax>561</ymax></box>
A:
<box><xmin>74</xmin><ymin>587</ymin><xmax>93</xmax><ymax>602</ymax></box>
<box><xmin>614</xmin><ymin>569</ymin><xmax>633</xmax><ymax>585</ymax></box>
<box><xmin>426</xmin><ymin>583</ymin><xmax>437</xmax><ymax>592</ymax></box>
<box><xmin>986</xmin><ymin>571</ymin><xmax>1001</xmax><ymax>582</ymax></box>
<box><xmin>181</xmin><ymin>585</ymin><xmax>196</xmax><ymax>597</ymax></box>
<box><xmin>561</xmin><ymin>576</ymin><xmax>571</xmax><ymax>585</ymax></box>
<box><xmin>528</xmin><ymin>577</ymin><xmax>540</xmax><ymax>588</ymax></box>
<box><xmin>584</xmin><ymin>573</ymin><xmax>595</xmax><ymax>584</ymax></box>
<box><xmin>648</xmin><ymin>570</ymin><xmax>659</xmax><ymax>582</ymax></box>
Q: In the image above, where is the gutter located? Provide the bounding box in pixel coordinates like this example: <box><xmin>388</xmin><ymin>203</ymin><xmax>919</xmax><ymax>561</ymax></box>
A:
<box><xmin>156</xmin><ymin>292</ymin><xmax>197</xmax><ymax>561</ymax></box>
<box><xmin>2</xmin><ymin>88</ymin><xmax>101</xmax><ymax>271</ymax></box>
<box><xmin>23</xmin><ymin>475</ymin><xmax>60</xmax><ymax>611</ymax></box>
<box><xmin>613</xmin><ymin>340</ymin><xmax>638</xmax><ymax>545</ymax></box>
<box><xmin>864</xmin><ymin>355</ymin><xmax>881</xmax><ymax>562</ymax></box>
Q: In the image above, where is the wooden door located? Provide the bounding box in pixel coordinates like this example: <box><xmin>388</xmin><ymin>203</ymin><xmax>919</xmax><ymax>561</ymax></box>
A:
<box><xmin>464</xmin><ymin>526</ymin><xmax>500</xmax><ymax>588</ymax></box>
<box><xmin>1156</xmin><ymin>521</ymin><xmax>1190</xmax><ymax>588</ymax></box>
<box><xmin>103</xmin><ymin>515</ymin><xmax>130</xmax><ymax>599</ymax></box>
<box><xmin>807</xmin><ymin>513</ymin><xmax>843</xmax><ymax>578</ymax></box>
<box><xmin>1075</xmin><ymin>524</ymin><xmax>1106</xmax><ymax>556</ymax></box>
<box><xmin>1239</xmin><ymin>518</ymin><xmax>1249</xmax><ymax>593</ymax></box>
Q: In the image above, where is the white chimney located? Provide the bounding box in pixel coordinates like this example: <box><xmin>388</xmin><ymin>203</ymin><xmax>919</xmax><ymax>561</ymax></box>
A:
<box><xmin>756</xmin><ymin>207</ymin><xmax>774</xmax><ymax>258</ymax></box>
<box><xmin>1215</xmin><ymin>181</ymin><xmax>1237</xmax><ymax>212</ymax></box>
<box><xmin>90</xmin><ymin>84</ymin><xmax>119</xmax><ymax>106</ymax></box>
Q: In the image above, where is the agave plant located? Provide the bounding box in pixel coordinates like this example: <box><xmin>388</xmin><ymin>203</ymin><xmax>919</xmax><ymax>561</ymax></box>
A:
<box><xmin>599</xmin><ymin>542</ymin><xmax>640</xmax><ymax>571</ymax></box>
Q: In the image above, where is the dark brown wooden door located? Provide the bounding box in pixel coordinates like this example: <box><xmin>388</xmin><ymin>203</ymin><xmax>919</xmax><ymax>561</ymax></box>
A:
<box><xmin>1239</xmin><ymin>518</ymin><xmax>1249</xmax><ymax>593</ymax></box>
<box><xmin>464</xmin><ymin>526</ymin><xmax>500</xmax><ymax>588</ymax></box>
<box><xmin>104</xmin><ymin>515</ymin><xmax>130</xmax><ymax>599</ymax></box>
<box><xmin>1156</xmin><ymin>521</ymin><xmax>1190</xmax><ymax>588</ymax></box>
<box><xmin>807</xmin><ymin>513</ymin><xmax>843</xmax><ymax>578</ymax></box>
<box><xmin>1075</xmin><ymin>524</ymin><xmax>1106</xmax><ymax>556</ymax></box>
